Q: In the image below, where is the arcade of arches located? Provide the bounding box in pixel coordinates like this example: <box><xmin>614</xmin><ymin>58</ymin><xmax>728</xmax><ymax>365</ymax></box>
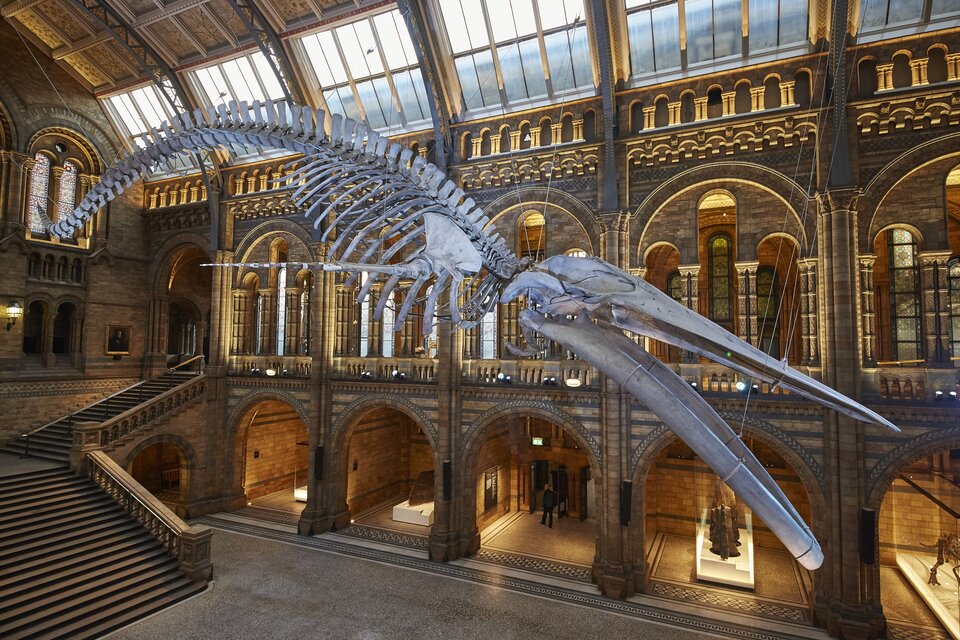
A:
<box><xmin>4</xmin><ymin>3</ymin><xmax>960</xmax><ymax>638</ymax></box>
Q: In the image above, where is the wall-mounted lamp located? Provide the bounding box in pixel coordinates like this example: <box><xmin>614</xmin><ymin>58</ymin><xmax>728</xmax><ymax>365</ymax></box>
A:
<box><xmin>564</xmin><ymin>377</ymin><xmax>582</xmax><ymax>388</ymax></box>
<box><xmin>6</xmin><ymin>301</ymin><xmax>22</xmax><ymax>331</ymax></box>
<box><xmin>392</xmin><ymin>369</ymin><xmax>406</xmax><ymax>381</ymax></box>
<box><xmin>360</xmin><ymin>370</ymin><xmax>373</xmax><ymax>380</ymax></box>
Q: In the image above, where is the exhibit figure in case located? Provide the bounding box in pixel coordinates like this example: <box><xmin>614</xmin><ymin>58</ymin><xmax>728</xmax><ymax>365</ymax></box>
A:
<box><xmin>709</xmin><ymin>477</ymin><xmax>741</xmax><ymax>560</ymax></box>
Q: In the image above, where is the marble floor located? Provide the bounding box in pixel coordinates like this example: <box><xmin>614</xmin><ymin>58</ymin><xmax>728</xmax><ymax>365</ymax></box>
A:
<box><xmin>881</xmin><ymin>565</ymin><xmax>950</xmax><ymax>639</ymax></box>
<box><xmin>107</xmin><ymin>527</ymin><xmax>720</xmax><ymax>640</ymax></box>
<box><xmin>481</xmin><ymin>511</ymin><xmax>597</xmax><ymax>566</ymax></box>
<box><xmin>352</xmin><ymin>500</ymin><xmax>433</xmax><ymax>536</ymax></box>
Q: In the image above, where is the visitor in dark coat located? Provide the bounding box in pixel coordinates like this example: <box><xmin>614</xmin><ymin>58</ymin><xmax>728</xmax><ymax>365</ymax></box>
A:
<box><xmin>540</xmin><ymin>483</ymin><xmax>557</xmax><ymax>528</ymax></box>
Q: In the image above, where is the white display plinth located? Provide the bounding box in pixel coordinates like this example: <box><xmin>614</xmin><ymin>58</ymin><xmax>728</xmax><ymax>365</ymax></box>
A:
<box><xmin>898</xmin><ymin>553</ymin><xmax>960</xmax><ymax>640</ymax></box>
<box><xmin>696</xmin><ymin>511</ymin><xmax>755</xmax><ymax>589</ymax></box>
<box><xmin>392</xmin><ymin>500</ymin><xmax>434</xmax><ymax>526</ymax></box>
<box><xmin>294</xmin><ymin>485</ymin><xmax>308</xmax><ymax>502</ymax></box>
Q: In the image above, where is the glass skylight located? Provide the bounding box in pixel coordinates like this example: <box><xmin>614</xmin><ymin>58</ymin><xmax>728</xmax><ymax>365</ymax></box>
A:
<box><xmin>189</xmin><ymin>51</ymin><xmax>286</xmax><ymax>108</ymax></box>
<box><xmin>625</xmin><ymin>0</ymin><xmax>810</xmax><ymax>81</ymax></box>
<box><xmin>298</xmin><ymin>9</ymin><xmax>431</xmax><ymax>133</ymax></box>
<box><xmin>438</xmin><ymin>0</ymin><xmax>594</xmax><ymax>114</ymax></box>
<box><xmin>858</xmin><ymin>0</ymin><xmax>960</xmax><ymax>33</ymax></box>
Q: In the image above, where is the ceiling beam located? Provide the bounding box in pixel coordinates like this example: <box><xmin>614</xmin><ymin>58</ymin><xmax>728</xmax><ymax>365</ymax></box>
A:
<box><xmin>1</xmin><ymin>0</ymin><xmax>44</xmax><ymax>19</ymax></box>
<box><xmin>223</xmin><ymin>0</ymin><xmax>306</xmax><ymax>103</ymax></box>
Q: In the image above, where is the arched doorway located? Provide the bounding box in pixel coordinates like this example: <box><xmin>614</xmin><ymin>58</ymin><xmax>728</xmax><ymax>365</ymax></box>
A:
<box><xmin>878</xmin><ymin>447</ymin><xmax>958</xmax><ymax>638</ymax></box>
<box><xmin>22</xmin><ymin>300</ymin><xmax>44</xmax><ymax>355</ymax></box>
<box><xmin>168</xmin><ymin>300</ymin><xmax>200</xmax><ymax>357</ymax></box>
<box><xmin>240</xmin><ymin>400</ymin><xmax>309</xmax><ymax>515</ymax></box>
<box><xmin>128</xmin><ymin>441</ymin><xmax>189</xmax><ymax>517</ymax></box>
<box><xmin>340</xmin><ymin>407</ymin><xmax>436</xmax><ymax>536</ymax></box>
<box><xmin>52</xmin><ymin>302</ymin><xmax>77</xmax><ymax>360</ymax></box>
<box><xmin>469</xmin><ymin>415</ymin><xmax>598</xmax><ymax>580</ymax></box>
<box><xmin>639</xmin><ymin>436</ymin><xmax>817</xmax><ymax>625</ymax></box>
<box><xmin>162</xmin><ymin>246</ymin><xmax>211</xmax><ymax>363</ymax></box>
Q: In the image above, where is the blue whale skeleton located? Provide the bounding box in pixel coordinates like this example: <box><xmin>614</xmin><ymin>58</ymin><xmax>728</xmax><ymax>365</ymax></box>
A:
<box><xmin>51</xmin><ymin>99</ymin><xmax>898</xmax><ymax>570</ymax></box>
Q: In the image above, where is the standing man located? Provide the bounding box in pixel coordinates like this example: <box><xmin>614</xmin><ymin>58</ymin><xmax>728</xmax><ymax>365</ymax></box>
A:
<box><xmin>540</xmin><ymin>483</ymin><xmax>557</xmax><ymax>528</ymax></box>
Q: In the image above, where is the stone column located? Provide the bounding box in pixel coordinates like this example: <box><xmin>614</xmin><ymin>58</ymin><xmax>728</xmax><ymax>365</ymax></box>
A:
<box><xmin>642</xmin><ymin>106</ymin><xmax>656</xmax><ymax>130</ymax></box>
<box><xmin>736</xmin><ymin>261</ymin><xmax>759</xmax><ymax>347</ymax></box>
<box><xmin>667</xmin><ymin>102</ymin><xmax>680</xmax><ymax>125</ymax></box>
<box><xmin>910</xmin><ymin>58</ymin><xmax>929</xmax><ymax>86</ymax></box>
<box><xmin>572</xmin><ymin>118</ymin><xmax>584</xmax><ymax>141</ymax></box>
<box><xmin>69</xmin><ymin>422</ymin><xmax>102</xmax><ymax>473</ymax></box>
<box><xmin>471</xmin><ymin>136</ymin><xmax>482</xmax><ymax>159</ymax></box>
<box><xmin>858</xmin><ymin>255</ymin><xmax>877</xmax><ymax>367</ymax></box>
<box><xmin>750</xmin><ymin>87</ymin><xmax>765</xmax><ymax>111</ymax></box>
<box><xmin>41</xmin><ymin>311</ymin><xmax>55</xmax><ymax>368</ymax></box>
<box><xmin>798</xmin><ymin>258</ymin><xmax>820</xmax><ymax>367</ymax></box>
<box><xmin>678</xmin><ymin>265</ymin><xmax>700</xmax><ymax>364</ymax></box>
<box><xmin>947</xmin><ymin>53</ymin><xmax>960</xmax><ymax>81</ymax></box>
<box><xmin>143</xmin><ymin>294</ymin><xmax>169</xmax><ymax>377</ymax></box>
<box><xmin>694</xmin><ymin>97</ymin><xmax>708</xmax><ymax>121</ymax></box>
<box><xmin>530</xmin><ymin>127</ymin><xmax>542</xmax><ymax>147</ymax></box>
<box><xmin>490</xmin><ymin>133</ymin><xmax>501</xmax><ymax>155</ymax></box>
<box><xmin>780</xmin><ymin>80</ymin><xmax>796</xmax><ymax>107</ymax></box>
<box><xmin>551</xmin><ymin>122</ymin><xmax>562</xmax><ymax>143</ymax></box>
<box><xmin>919</xmin><ymin>251</ymin><xmax>952</xmax><ymax>366</ymax></box>
<box><xmin>429</xmin><ymin>313</ymin><xmax>462</xmax><ymax>562</ymax></box>
<box><xmin>596</xmin><ymin>373</ymin><xmax>632</xmax><ymax>598</ymax></box>
<box><xmin>208</xmin><ymin>250</ymin><xmax>235</xmax><ymax>370</ymax></box>
<box><xmin>721</xmin><ymin>91</ymin><xmax>736</xmax><ymax>116</ymax></box>
<box><xmin>875</xmin><ymin>63</ymin><xmax>893</xmax><ymax>91</ymax></box>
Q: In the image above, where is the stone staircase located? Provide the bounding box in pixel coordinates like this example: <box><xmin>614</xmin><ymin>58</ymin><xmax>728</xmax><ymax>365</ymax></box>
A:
<box><xmin>0</xmin><ymin>369</ymin><xmax>200</xmax><ymax>463</ymax></box>
<box><xmin>0</xmin><ymin>465</ymin><xmax>208</xmax><ymax>639</ymax></box>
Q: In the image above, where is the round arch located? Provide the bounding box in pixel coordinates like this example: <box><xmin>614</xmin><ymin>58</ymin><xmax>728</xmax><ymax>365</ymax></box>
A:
<box><xmin>330</xmin><ymin>395</ymin><xmax>437</xmax><ymax>456</ymax></box>
<box><xmin>121</xmin><ymin>432</ymin><xmax>200</xmax><ymax>472</ymax></box>
<box><xmin>871</xmin><ymin>222</ymin><xmax>925</xmax><ymax>251</ymax></box>
<box><xmin>149</xmin><ymin>234</ymin><xmax>210</xmax><ymax>293</ymax></box>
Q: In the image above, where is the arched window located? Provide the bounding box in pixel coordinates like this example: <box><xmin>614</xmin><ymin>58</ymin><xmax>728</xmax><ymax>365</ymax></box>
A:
<box><xmin>756</xmin><ymin>266</ymin><xmax>780</xmax><ymax>357</ymax></box>
<box><xmin>519</xmin><ymin>122</ymin><xmax>531</xmax><ymax>150</ymax></box>
<box><xmin>359</xmin><ymin>271</ymin><xmax>371</xmax><ymax>357</ymax></box>
<box><xmin>565</xmin><ymin>248</ymin><xmax>588</xmax><ymax>258</ymax></box>
<box><xmin>519</xmin><ymin>212</ymin><xmax>545</xmax><ymax>259</ymax></box>
<box><xmin>583</xmin><ymin>110</ymin><xmax>597</xmax><ymax>141</ymax></box>
<box><xmin>882</xmin><ymin>229</ymin><xmax>922</xmax><ymax>361</ymax></box>
<box><xmin>892</xmin><ymin>53</ymin><xmax>912</xmax><ymax>88</ymax></box>
<box><xmin>680</xmin><ymin>92</ymin><xmax>695</xmax><ymax>123</ymax></box>
<box><xmin>480</xmin><ymin>130</ymin><xmax>492</xmax><ymax>156</ymax></box>
<box><xmin>928</xmin><ymin>48</ymin><xmax>948</xmax><ymax>84</ymax></box>
<box><xmin>22</xmin><ymin>301</ymin><xmax>44</xmax><ymax>355</ymax></box>
<box><xmin>794</xmin><ymin>71</ymin><xmax>812</xmax><ymax>108</ymax></box>
<box><xmin>858</xmin><ymin>59</ymin><xmax>878</xmax><ymax>97</ymax></box>
<box><xmin>654</xmin><ymin>97</ymin><xmax>669</xmax><ymax>127</ymax></box>
<box><xmin>708</xmin><ymin>233</ymin><xmax>734</xmax><ymax>330</ymax></box>
<box><xmin>763</xmin><ymin>77</ymin><xmax>781</xmax><ymax>110</ymax></box>
<box><xmin>667</xmin><ymin>270</ymin><xmax>683</xmax><ymax>302</ymax></box>
<box><xmin>53</xmin><ymin>302</ymin><xmax>76</xmax><ymax>355</ymax></box>
<box><xmin>629</xmin><ymin>102</ymin><xmax>644</xmax><ymax>133</ymax></box>
<box><xmin>949</xmin><ymin>261</ymin><xmax>960</xmax><ymax>359</ymax></box>
<box><xmin>254</xmin><ymin>292</ymin><xmax>264</xmax><ymax>355</ymax></box>
<box><xmin>539</xmin><ymin>118</ymin><xmax>553</xmax><ymax>146</ymax></box>
<box><xmin>28</xmin><ymin>153</ymin><xmax>50</xmax><ymax>235</ymax></box>
<box><xmin>499</xmin><ymin>125</ymin><xmax>511</xmax><ymax>153</ymax></box>
<box><xmin>299</xmin><ymin>272</ymin><xmax>313</xmax><ymax>355</ymax></box>
<box><xmin>734</xmin><ymin>83</ymin><xmax>752</xmax><ymax>114</ymax></box>
<box><xmin>707</xmin><ymin>87</ymin><xmax>723</xmax><ymax>118</ymax></box>
<box><xmin>272</xmin><ymin>240</ymin><xmax>288</xmax><ymax>356</ymax></box>
<box><xmin>560</xmin><ymin>114</ymin><xmax>574</xmax><ymax>142</ymax></box>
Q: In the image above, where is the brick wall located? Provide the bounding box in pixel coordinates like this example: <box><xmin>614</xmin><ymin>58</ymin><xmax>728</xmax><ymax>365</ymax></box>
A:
<box><xmin>242</xmin><ymin>400</ymin><xmax>308</xmax><ymax>500</ymax></box>
<box><xmin>878</xmin><ymin>476</ymin><xmax>958</xmax><ymax>565</ymax></box>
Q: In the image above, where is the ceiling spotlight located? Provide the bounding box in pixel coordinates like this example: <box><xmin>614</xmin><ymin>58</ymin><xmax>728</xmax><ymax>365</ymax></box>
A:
<box><xmin>752</xmin><ymin>384</ymin><xmax>760</xmax><ymax>392</ymax></box>
<box><xmin>392</xmin><ymin>369</ymin><xmax>405</xmax><ymax>380</ymax></box>
<box><xmin>360</xmin><ymin>370</ymin><xmax>372</xmax><ymax>380</ymax></box>
<box><xmin>265</xmin><ymin>368</ymin><xmax>277</xmax><ymax>377</ymax></box>
<box><xmin>735</xmin><ymin>381</ymin><xmax>747</xmax><ymax>393</ymax></box>
<box><xmin>936</xmin><ymin>390</ymin><xmax>944</xmax><ymax>400</ymax></box>
<box><xmin>565</xmin><ymin>377</ymin><xmax>582</xmax><ymax>388</ymax></box>
<box><xmin>951</xmin><ymin>391</ymin><xmax>958</xmax><ymax>400</ymax></box>
<box><xmin>690</xmin><ymin>381</ymin><xmax>698</xmax><ymax>388</ymax></box>
<box><xmin>497</xmin><ymin>372</ymin><xmax>506</xmax><ymax>382</ymax></box>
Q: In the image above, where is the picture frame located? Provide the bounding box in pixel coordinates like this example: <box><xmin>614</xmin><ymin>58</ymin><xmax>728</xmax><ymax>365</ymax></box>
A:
<box><xmin>105</xmin><ymin>324</ymin><xmax>131</xmax><ymax>355</ymax></box>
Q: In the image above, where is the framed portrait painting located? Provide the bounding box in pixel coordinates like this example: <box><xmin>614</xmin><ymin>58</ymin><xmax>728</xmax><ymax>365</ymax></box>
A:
<box><xmin>105</xmin><ymin>325</ymin><xmax>131</xmax><ymax>355</ymax></box>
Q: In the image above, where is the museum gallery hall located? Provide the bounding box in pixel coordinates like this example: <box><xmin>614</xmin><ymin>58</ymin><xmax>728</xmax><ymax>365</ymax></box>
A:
<box><xmin>0</xmin><ymin>0</ymin><xmax>959</xmax><ymax>638</ymax></box>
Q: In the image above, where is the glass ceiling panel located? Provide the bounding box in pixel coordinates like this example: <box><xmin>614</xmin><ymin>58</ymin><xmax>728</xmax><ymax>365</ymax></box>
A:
<box><xmin>858</xmin><ymin>0</ymin><xmax>959</xmax><ymax>34</ymax></box>
<box><xmin>438</xmin><ymin>0</ymin><xmax>594</xmax><ymax>116</ymax></box>
<box><xmin>625</xmin><ymin>0</ymin><xmax>811</xmax><ymax>83</ymax></box>
<box><xmin>298</xmin><ymin>8</ymin><xmax>431</xmax><ymax>134</ymax></box>
<box><xmin>189</xmin><ymin>51</ymin><xmax>287</xmax><ymax>107</ymax></box>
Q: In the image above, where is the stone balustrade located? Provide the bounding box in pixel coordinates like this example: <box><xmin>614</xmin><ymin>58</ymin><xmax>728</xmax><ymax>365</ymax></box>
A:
<box><xmin>85</xmin><ymin>450</ymin><xmax>212</xmax><ymax>582</ymax></box>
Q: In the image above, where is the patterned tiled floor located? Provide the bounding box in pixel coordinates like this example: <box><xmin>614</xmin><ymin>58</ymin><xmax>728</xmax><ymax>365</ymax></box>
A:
<box><xmin>882</xmin><ymin>565</ymin><xmax>950</xmax><ymax>639</ymax></box>
<box><xmin>473</xmin><ymin>549</ymin><xmax>593</xmax><ymax>582</ymax></box>
<box><xmin>337</xmin><ymin>523</ymin><xmax>430</xmax><ymax>550</ymax></box>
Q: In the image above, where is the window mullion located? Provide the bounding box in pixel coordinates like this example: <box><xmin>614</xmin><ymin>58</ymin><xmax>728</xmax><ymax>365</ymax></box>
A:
<box><xmin>369</xmin><ymin>23</ymin><xmax>407</xmax><ymax>130</ymax></box>
<box><xmin>480</xmin><ymin>0</ymin><xmax>508</xmax><ymax>108</ymax></box>
<box><xmin>331</xmin><ymin>32</ymin><xmax>370</xmax><ymax>125</ymax></box>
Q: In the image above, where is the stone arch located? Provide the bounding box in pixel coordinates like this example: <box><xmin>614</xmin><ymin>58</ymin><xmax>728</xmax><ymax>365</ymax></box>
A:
<box><xmin>227</xmin><ymin>390</ymin><xmax>312</xmax><ymax>443</ymax></box>
<box><xmin>234</xmin><ymin>219</ymin><xmax>315</xmax><ymax>266</ymax></box>
<box><xmin>483</xmin><ymin>187</ymin><xmax>601</xmax><ymax>257</ymax></box>
<box><xmin>120</xmin><ymin>432</ymin><xmax>200</xmax><ymax>472</ymax></box>
<box><xmin>861</xmin><ymin>144</ymin><xmax>960</xmax><ymax>252</ymax></box>
<box><xmin>866</xmin><ymin>428</ymin><xmax>960</xmax><ymax>509</ymax></box>
<box><xmin>24</xmin><ymin>106</ymin><xmax>116</xmax><ymax>167</ymax></box>
<box><xmin>330</xmin><ymin>394</ymin><xmax>437</xmax><ymax>453</ymax></box>
<box><xmin>149</xmin><ymin>234</ymin><xmax>210</xmax><ymax>293</ymax></box>
<box><xmin>463</xmin><ymin>400</ymin><xmax>601</xmax><ymax>467</ymax></box>
<box><xmin>640</xmin><ymin>240</ymin><xmax>682</xmax><ymax>266</ymax></box>
<box><xmin>871</xmin><ymin>222</ymin><xmax>925</xmax><ymax>252</ymax></box>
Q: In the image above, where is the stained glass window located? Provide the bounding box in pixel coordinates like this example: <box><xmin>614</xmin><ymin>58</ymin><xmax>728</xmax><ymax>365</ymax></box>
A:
<box><xmin>756</xmin><ymin>266</ymin><xmax>780</xmax><ymax>357</ymax></box>
<box><xmin>887</xmin><ymin>229</ymin><xmax>921</xmax><ymax>361</ymax></box>
<box><xmin>382</xmin><ymin>291</ymin><xmax>395</xmax><ymax>358</ymax></box>
<box><xmin>480</xmin><ymin>311</ymin><xmax>497</xmax><ymax>359</ymax></box>
<box><xmin>28</xmin><ymin>153</ymin><xmax>50</xmax><ymax>235</ymax></box>
<box><xmin>667</xmin><ymin>270</ymin><xmax>683</xmax><ymax>302</ymax></box>
<box><xmin>949</xmin><ymin>262</ymin><xmax>960</xmax><ymax>359</ymax></box>
<box><xmin>277</xmin><ymin>266</ymin><xmax>287</xmax><ymax>356</ymax></box>
<box><xmin>56</xmin><ymin>162</ymin><xmax>77</xmax><ymax>225</ymax></box>
<box><xmin>359</xmin><ymin>272</ymin><xmax>371</xmax><ymax>357</ymax></box>
<box><xmin>708</xmin><ymin>233</ymin><xmax>734</xmax><ymax>329</ymax></box>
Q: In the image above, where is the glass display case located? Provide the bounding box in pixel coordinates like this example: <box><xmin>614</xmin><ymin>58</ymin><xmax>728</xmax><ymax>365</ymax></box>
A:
<box><xmin>695</xmin><ymin>471</ymin><xmax>756</xmax><ymax>589</ymax></box>
<box><xmin>888</xmin><ymin>472</ymin><xmax>960</xmax><ymax>639</ymax></box>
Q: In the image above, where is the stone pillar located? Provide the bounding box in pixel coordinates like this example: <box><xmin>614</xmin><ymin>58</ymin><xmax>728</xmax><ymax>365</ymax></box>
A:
<box><xmin>694</xmin><ymin>97</ymin><xmax>708</xmax><ymax>121</ymax></box>
<box><xmin>595</xmin><ymin>374</ymin><xmax>632</xmax><ymax>598</ymax></box>
<box><xmin>750</xmin><ymin>87</ymin><xmax>765</xmax><ymax>111</ymax></box>
<box><xmin>551</xmin><ymin>122</ymin><xmax>562</xmax><ymax>143</ymax></box>
<box><xmin>678</xmin><ymin>265</ymin><xmax>700</xmax><ymax>364</ymax></box>
<box><xmin>919</xmin><ymin>251</ymin><xmax>952</xmax><ymax>366</ymax></box>
<box><xmin>736</xmin><ymin>261</ymin><xmax>759</xmax><ymax>347</ymax></box>
<box><xmin>471</xmin><ymin>136</ymin><xmax>482</xmax><ymax>158</ymax></box>
<box><xmin>721</xmin><ymin>91</ymin><xmax>736</xmax><ymax>116</ymax></box>
<box><xmin>530</xmin><ymin>126</ymin><xmax>541</xmax><ymax>147</ymax></box>
<box><xmin>572</xmin><ymin>118</ymin><xmax>584</xmax><ymax>141</ymax></box>
<box><xmin>429</xmin><ymin>315</ymin><xmax>461</xmax><ymax>561</ymax></box>
<box><xmin>208</xmin><ymin>250</ymin><xmax>235</xmax><ymax>370</ymax></box>
<box><xmin>143</xmin><ymin>295</ymin><xmax>169</xmax><ymax>377</ymax></box>
<box><xmin>41</xmin><ymin>311</ymin><xmax>55</xmax><ymax>368</ymax></box>
<box><xmin>858</xmin><ymin>255</ymin><xmax>877</xmax><ymax>368</ymax></box>
<box><xmin>178</xmin><ymin>525</ymin><xmax>213</xmax><ymax>581</ymax></box>
<box><xmin>780</xmin><ymin>80</ymin><xmax>796</xmax><ymax>107</ymax></box>
<box><xmin>599</xmin><ymin>211</ymin><xmax>629</xmax><ymax>270</ymax></box>
<box><xmin>816</xmin><ymin>189</ymin><xmax>885</xmax><ymax>637</ymax></box>
<box><xmin>875</xmin><ymin>63</ymin><xmax>893</xmax><ymax>91</ymax></box>
<box><xmin>490</xmin><ymin>133</ymin><xmax>501</xmax><ymax>155</ymax></box>
<box><xmin>510</xmin><ymin>130</ymin><xmax>521</xmax><ymax>150</ymax></box>
<box><xmin>642</xmin><ymin>106</ymin><xmax>656</xmax><ymax>130</ymax></box>
<box><xmin>947</xmin><ymin>53</ymin><xmax>960</xmax><ymax>81</ymax></box>
<box><xmin>69</xmin><ymin>421</ymin><xmax>102</xmax><ymax>473</ymax></box>
<box><xmin>667</xmin><ymin>102</ymin><xmax>680</xmax><ymax>125</ymax></box>
<box><xmin>798</xmin><ymin>258</ymin><xmax>820</xmax><ymax>367</ymax></box>
<box><xmin>910</xmin><ymin>58</ymin><xmax>928</xmax><ymax>86</ymax></box>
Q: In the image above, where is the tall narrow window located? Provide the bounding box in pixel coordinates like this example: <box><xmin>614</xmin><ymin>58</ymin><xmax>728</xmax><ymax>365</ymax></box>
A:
<box><xmin>480</xmin><ymin>310</ymin><xmax>497</xmax><ymax>359</ymax></box>
<box><xmin>382</xmin><ymin>291</ymin><xmax>395</xmax><ymax>357</ymax></box>
<box><xmin>276</xmin><ymin>266</ymin><xmax>287</xmax><ymax>356</ymax></box>
<box><xmin>300</xmin><ymin>274</ymin><xmax>312</xmax><ymax>355</ymax></box>
<box><xmin>254</xmin><ymin>293</ymin><xmax>264</xmax><ymax>355</ymax></box>
<box><xmin>29</xmin><ymin>153</ymin><xmax>50</xmax><ymax>234</ymax></box>
<box><xmin>887</xmin><ymin>229</ymin><xmax>922</xmax><ymax>361</ymax></box>
<box><xmin>708</xmin><ymin>233</ymin><xmax>734</xmax><ymax>330</ymax></box>
<box><xmin>359</xmin><ymin>272</ymin><xmax>371</xmax><ymax>357</ymax></box>
<box><xmin>425</xmin><ymin>284</ymin><xmax>438</xmax><ymax>357</ymax></box>
<box><xmin>519</xmin><ymin>212</ymin><xmax>545</xmax><ymax>259</ymax></box>
<box><xmin>949</xmin><ymin>261</ymin><xmax>960</xmax><ymax>360</ymax></box>
<box><xmin>56</xmin><ymin>162</ymin><xmax>78</xmax><ymax>224</ymax></box>
<box><xmin>756</xmin><ymin>266</ymin><xmax>780</xmax><ymax>357</ymax></box>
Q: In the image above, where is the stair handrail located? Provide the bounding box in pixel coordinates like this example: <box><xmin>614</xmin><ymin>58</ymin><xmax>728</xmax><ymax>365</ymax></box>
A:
<box><xmin>168</xmin><ymin>354</ymin><xmax>204</xmax><ymax>374</ymax></box>
<box><xmin>19</xmin><ymin>361</ymin><xmax>205</xmax><ymax>455</ymax></box>
<box><xmin>94</xmin><ymin>373</ymin><xmax>206</xmax><ymax>450</ymax></box>
<box><xmin>86</xmin><ymin>450</ymin><xmax>212</xmax><ymax>581</ymax></box>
